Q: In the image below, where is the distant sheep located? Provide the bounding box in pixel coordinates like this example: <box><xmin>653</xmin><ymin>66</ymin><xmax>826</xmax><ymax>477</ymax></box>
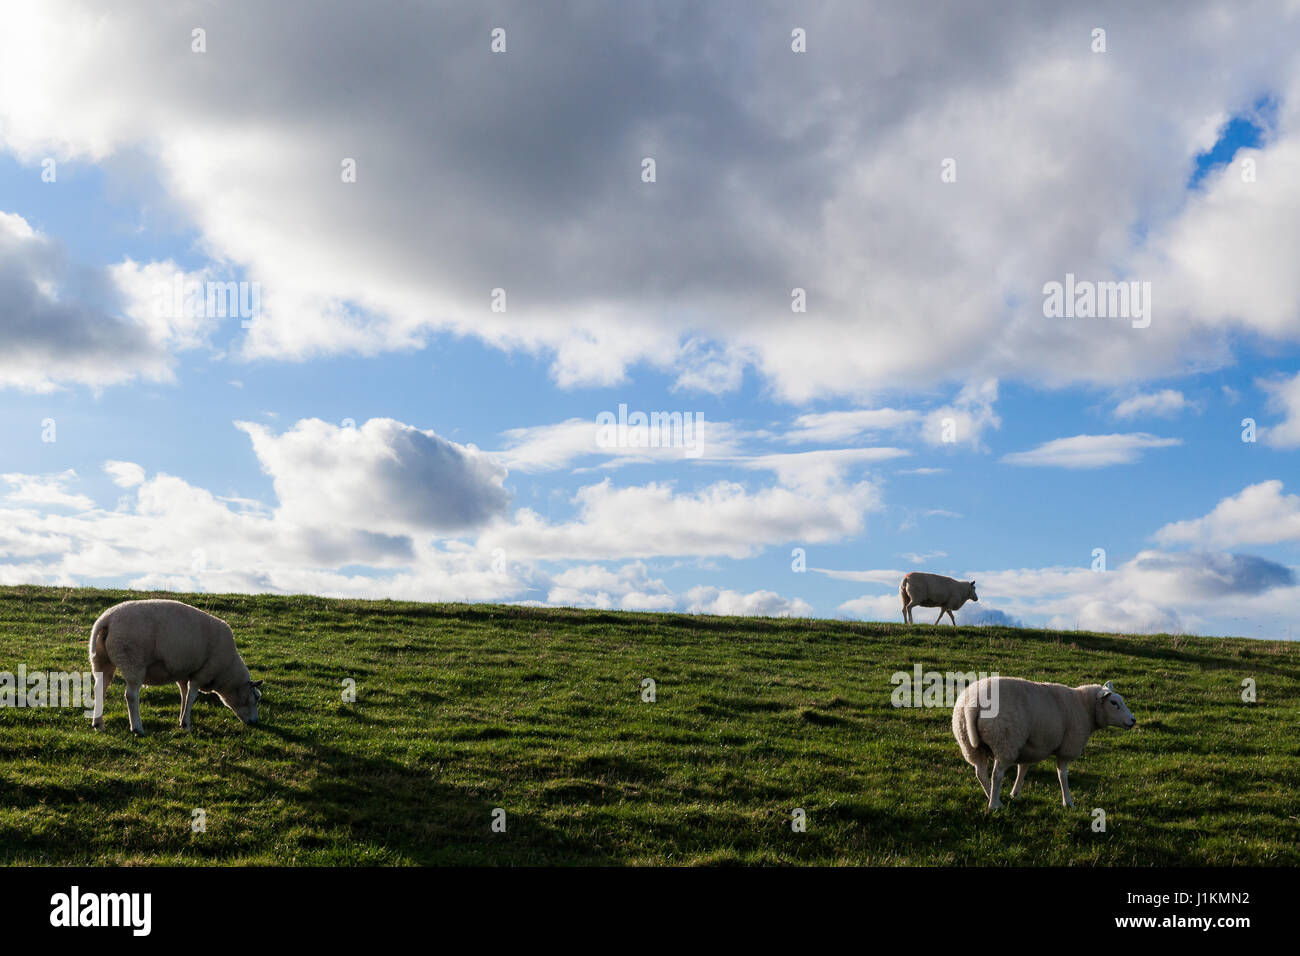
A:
<box><xmin>89</xmin><ymin>600</ymin><xmax>262</xmax><ymax>735</ymax></box>
<box><xmin>900</xmin><ymin>571</ymin><xmax>977</xmax><ymax>624</ymax></box>
<box><xmin>951</xmin><ymin>676</ymin><xmax>1136</xmax><ymax>810</ymax></box>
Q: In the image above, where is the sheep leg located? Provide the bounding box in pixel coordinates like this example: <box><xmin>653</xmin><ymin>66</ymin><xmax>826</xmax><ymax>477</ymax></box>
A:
<box><xmin>124</xmin><ymin>682</ymin><xmax>145</xmax><ymax>736</ymax></box>
<box><xmin>901</xmin><ymin>600</ymin><xmax>911</xmax><ymax>624</ymax></box>
<box><xmin>1010</xmin><ymin>763</ymin><xmax>1028</xmax><ymax>798</ymax></box>
<box><xmin>91</xmin><ymin>662</ymin><xmax>115</xmax><ymax>731</ymax></box>
<box><xmin>945</xmin><ymin>609</ymin><xmax>957</xmax><ymax>625</ymax></box>
<box><xmin>973</xmin><ymin>758</ymin><xmax>992</xmax><ymax>799</ymax></box>
<box><xmin>988</xmin><ymin>757</ymin><xmax>1010</xmax><ymax>810</ymax></box>
<box><xmin>1056</xmin><ymin>757</ymin><xmax>1074</xmax><ymax>807</ymax></box>
<box><xmin>934</xmin><ymin>608</ymin><xmax>945</xmax><ymax>625</ymax></box>
<box><xmin>178</xmin><ymin>680</ymin><xmax>200</xmax><ymax>729</ymax></box>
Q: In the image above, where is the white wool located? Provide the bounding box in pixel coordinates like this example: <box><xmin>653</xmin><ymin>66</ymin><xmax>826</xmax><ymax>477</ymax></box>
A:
<box><xmin>951</xmin><ymin>676</ymin><xmax>1136</xmax><ymax>810</ymax></box>
<box><xmin>900</xmin><ymin>571</ymin><xmax>978</xmax><ymax>625</ymax></box>
<box><xmin>88</xmin><ymin>599</ymin><xmax>261</xmax><ymax>734</ymax></box>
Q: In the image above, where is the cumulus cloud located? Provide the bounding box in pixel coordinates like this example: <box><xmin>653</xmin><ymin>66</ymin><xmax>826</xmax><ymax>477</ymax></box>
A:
<box><xmin>0</xmin><ymin>414</ymin><xmax>880</xmax><ymax>607</ymax></box>
<box><xmin>237</xmin><ymin>418</ymin><xmax>510</xmax><ymax>536</ymax></box>
<box><xmin>974</xmin><ymin>550</ymin><xmax>1295</xmax><ymax>634</ymax></box>
<box><xmin>684</xmin><ymin>586</ymin><xmax>813</xmax><ymax>618</ymax></box>
<box><xmin>827</xmin><ymin>547</ymin><xmax>1295</xmax><ymax>635</ymax></box>
<box><xmin>921</xmin><ymin>380</ymin><xmax>1001</xmax><ymax>448</ymax></box>
<box><xmin>1051</xmin><ymin>600</ymin><xmax>1184</xmax><ymax>636</ymax></box>
<box><xmin>6</xmin><ymin>3</ymin><xmax>1300</xmax><ymax>397</ymax></box>
<box><xmin>104</xmin><ymin>461</ymin><xmax>146</xmax><ymax>488</ymax></box>
<box><xmin>0</xmin><ymin>212</ymin><xmax>192</xmax><ymax>391</ymax></box>
<box><xmin>956</xmin><ymin>605</ymin><xmax>1022</xmax><ymax>627</ymax></box>
<box><xmin>1001</xmin><ymin>433</ymin><xmax>1181</xmax><ymax>468</ymax></box>
<box><xmin>1259</xmin><ymin>370</ymin><xmax>1300</xmax><ymax>448</ymax></box>
<box><xmin>837</xmin><ymin>593</ymin><xmax>904</xmax><ymax>621</ymax></box>
<box><xmin>546</xmin><ymin>561</ymin><xmax>677</xmax><ymax>611</ymax></box>
<box><xmin>1154</xmin><ymin>480</ymin><xmax>1300</xmax><ymax>548</ymax></box>
<box><xmin>1</xmin><ymin>470</ymin><xmax>94</xmax><ymax>510</ymax></box>
<box><xmin>543</xmin><ymin>562</ymin><xmax>813</xmax><ymax>617</ymax></box>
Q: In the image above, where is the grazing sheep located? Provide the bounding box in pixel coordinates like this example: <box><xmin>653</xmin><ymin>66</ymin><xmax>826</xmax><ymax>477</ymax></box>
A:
<box><xmin>900</xmin><ymin>571</ymin><xmax>977</xmax><ymax>624</ymax></box>
<box><xmin>88</xmin><ymin>599</ymin><xmax>262</xmax><ymax>735</ymax></box>
<box><xmin>951</xmin><ymin>676</ymin><xmax>1136</xmax><ymax>810</ymax></box>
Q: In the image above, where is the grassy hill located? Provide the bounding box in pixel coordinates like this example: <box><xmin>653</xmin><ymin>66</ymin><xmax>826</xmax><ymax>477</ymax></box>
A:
<box><xmin>1</xmin><ymin>585</ymin><xmax>1296</xmax><ymax>866</ymax></box>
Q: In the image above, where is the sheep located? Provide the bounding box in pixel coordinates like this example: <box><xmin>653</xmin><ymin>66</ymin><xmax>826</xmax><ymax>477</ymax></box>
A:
<box><xmin>951</xmin><ymin>676</ymin><xmax>1136</xmax><ymax>810</ymax></box>
<box><xmin>88</xmin><ymin>599</ymin><xmax>262</xmax><ymax>735</ymax></box>
<box><xmin>900</xmin><ymin>571</ymin><xmax>977</xmax><ymax>624</ymax></box>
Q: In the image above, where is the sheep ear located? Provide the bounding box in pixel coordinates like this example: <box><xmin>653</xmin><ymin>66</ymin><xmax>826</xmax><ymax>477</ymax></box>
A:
<box><xmin>1098</xmin><ymin>681</ymin><xmax>1113</xmax><ymax>699</ymax></box>
<box><xmin>251</xmin><ymin>679</ymin><xmax>264</xmax><ymax>687</ymax></box>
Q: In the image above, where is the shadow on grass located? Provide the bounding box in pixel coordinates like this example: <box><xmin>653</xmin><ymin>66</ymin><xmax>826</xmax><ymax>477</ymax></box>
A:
<box><xmin>251</xmin><ymin>722</ymin><xmax>614</xmax><ymax>865</ymax></box>
<box><xmin>0</xmin><ymin>713</ymin><xmax>614</xmax><ymax>866</ymax></box>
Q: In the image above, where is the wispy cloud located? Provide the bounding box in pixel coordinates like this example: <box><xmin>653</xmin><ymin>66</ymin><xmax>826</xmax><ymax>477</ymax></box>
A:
<box><xmin>1002</xmin><ymin>433</ymin><xmax>1181</xmax><ymax>468</ymax></box>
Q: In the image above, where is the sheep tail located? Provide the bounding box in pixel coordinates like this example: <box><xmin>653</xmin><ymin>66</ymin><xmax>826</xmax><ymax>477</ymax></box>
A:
<box><xmin>963</xmin><ymin>700</ymin><xmax>984</xmax><ymax>754</ymax></box>
<box><xmin>90</xmin><ymin>620</ymin><xmax>110</xmax><ymax>662</ymax></box>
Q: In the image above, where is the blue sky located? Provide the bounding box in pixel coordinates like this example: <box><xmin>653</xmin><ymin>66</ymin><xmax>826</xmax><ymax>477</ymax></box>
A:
<box><xmin>1</xmin><ymin>2</ymin><xmax>1299</xmax><ymax>638</ymax></box>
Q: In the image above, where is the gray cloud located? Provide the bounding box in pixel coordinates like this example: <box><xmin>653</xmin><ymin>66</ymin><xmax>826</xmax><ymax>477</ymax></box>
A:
<box><xmin>238</xmin><ymin>418</ymin><xmax>511</xmax><ymax>536</ymax></box>
<box><xmin>956</xmin><ymin>605</ymin><xmax>1023</xmax><ymax>628</ymax></box>
<box><xmin>1129</xmin><ymin>551</ymin><xmax>1296</xmax><ymax>597</ymax></box>
<box><xmin>7</xmin><ymin>1</ymin><xmax>1300</xmax><ymax>396</ymax></box>
<box><xmin>0</xmin><ymin>214</ymin><xmax>165</xmax><ymax>390</ymax></box>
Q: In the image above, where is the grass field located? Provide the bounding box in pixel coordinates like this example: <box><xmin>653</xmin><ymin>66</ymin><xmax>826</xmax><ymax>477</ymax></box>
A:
<box><xmin>1</xmin><ymin>585</ymin><xmax>1297</xmax><ymax>866</ymax></box>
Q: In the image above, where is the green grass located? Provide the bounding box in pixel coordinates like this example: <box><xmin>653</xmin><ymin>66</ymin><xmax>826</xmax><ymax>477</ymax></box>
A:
<box><xmin>1</xmin><ymin>585</ymin><xmax>1297</xmax><ymax>865</ymax></box>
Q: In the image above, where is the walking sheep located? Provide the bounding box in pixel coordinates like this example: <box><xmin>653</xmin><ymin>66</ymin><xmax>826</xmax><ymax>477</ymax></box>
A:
<box><xmin>900</xmin><ymin>571</ymin><xmax>977</xmax><ymax>624</ymax></box>
<box><xmin>89</xmin><ymin>599</ymin><xmax>262</xmax><ymax>735</ymax></box>
<box><xmin>951</xmin><ymin>676</ymin><xmax>1136</xmax><ymax>810</ymax></box>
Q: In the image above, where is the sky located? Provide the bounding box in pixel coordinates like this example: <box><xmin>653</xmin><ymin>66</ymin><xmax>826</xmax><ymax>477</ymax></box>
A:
<box><xmin>1</xmin><ymin>0</ymin><xmax>1299</xmax><ymax>639</ymax></box>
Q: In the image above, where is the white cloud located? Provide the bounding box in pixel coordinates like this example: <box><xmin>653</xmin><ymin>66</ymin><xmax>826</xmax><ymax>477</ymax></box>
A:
<box><xmin>836</xmin><ymin>593</ymin><xmax>902</xmax><ymax>620</ymax></box>
<box><xmin>813</xmin><ymin>567</ymin><xmax>905</xmax><ymax>586</ymax></box>
<box><xmin>495</xmin><ymin>416</ymin><xmax>745</xmax><ymax>473</ymax></box>
<box><xmin>782</xmin><ymin>408</ymin><xmax>921</xmax><ymax>444</ymax></box>
<box><xmin>487</xmin><ymin>477</ymin><xmax>880</xmax><ymax>561</ymax></box>
<box><xmin>897</xmin><ymin>550</ymin><xmax>948</xmax><ymax>564</ymax></box>
<box><xmin>684</xmin><ymin>586</ymin><xmax>812</xmax><ymax>618</ymax></box>
<box><xmin>1259</xmin><ymin>370</ymin><xmax>1300</xmax><ymax>448</ymax></box>
<box><xmin>104</xmin><ymin>461</ymin><xmax>146</xmax><ymax>488</ymax></box>
<box><xmin>1002</xmin><ymin>433</ymin><xmax>1181</xmax><ymax>468</ymax></box>
<box><xmin>0</xmin><ymin>470</ymin><xmax>94</xmax><ymax>510</ymax></box>
<box><xmin>1154</xmin><ymin>480</ymin><xmax>1300</xmax><ymax>548</ymax></box>
<box><xmin>237</xmin><ymin>418</ymin><xmax>510</xmax><ymax>536</ymax></box>
<box><xmin>0</xmin><ymin>212</ymin><xmax>199</xmax><ymax>391</ymax></box>
<box><xmin>1113</xmin><ymin>389</ymin><xmax>1192</xmax><ymax>420</ymax></box>
<box><xmin>1050</xmin><ymin>599</ymin><xmax>1183</xmax><ymax>635</ymax></box>
<box><xmin>734</xmin><ymin>447</ymin><xmax>907</xmax><ymax>492</ymax></box>
<box><xmin>921</xmin><ymin>380</ymin><xmax>1001</xmax><ymax>448</ymax></box>
<box><xmin>546</xmin><ymin>562</ymin><xmax>677</xmax><ymax>611</ymax></box>
<box><xmin>832</xmin><ymin>549</ymin><xmax>1295</xmax><ymax>635</ymax></box>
